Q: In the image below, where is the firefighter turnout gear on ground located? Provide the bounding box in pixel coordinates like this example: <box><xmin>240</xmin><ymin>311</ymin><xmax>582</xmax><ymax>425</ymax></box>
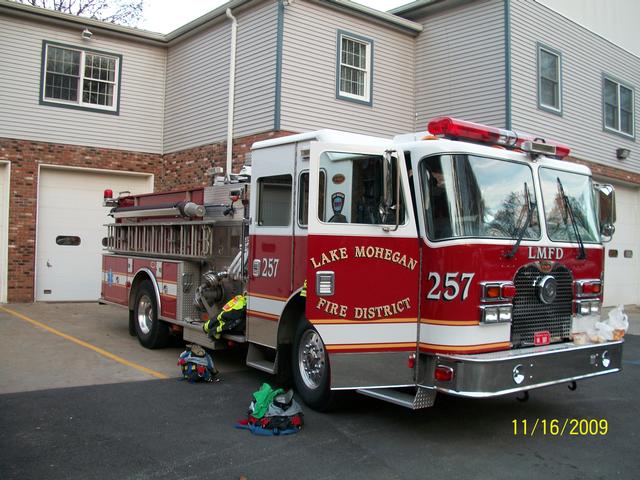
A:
<box><xmin>203</xmin><ymin>295</ymin><xmax>247</xmax><ymax>339</ymax></box>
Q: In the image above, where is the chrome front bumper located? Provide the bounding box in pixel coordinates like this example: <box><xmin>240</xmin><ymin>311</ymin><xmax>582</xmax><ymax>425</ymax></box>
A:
<box><xmin>418</xmin><ymin>340</ymin><xmax>624</xmax><ymax>398</ymax></box>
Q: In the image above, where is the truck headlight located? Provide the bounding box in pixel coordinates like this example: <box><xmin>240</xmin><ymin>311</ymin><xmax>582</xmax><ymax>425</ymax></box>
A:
<box><xmin>481</xmin><ymin>305</ymin><xmax>512</xmax><ymax>324</ymax></box>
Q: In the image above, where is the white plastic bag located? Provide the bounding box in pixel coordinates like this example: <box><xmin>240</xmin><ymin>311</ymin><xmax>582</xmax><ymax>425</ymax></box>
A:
<box><xmin>605</xmin><ymin>305</ymin><xmax>628</xmax><ymax>340</ymax></box>
<box><xmin>571</xmin><ymin>314</ymin><xmax>598</xmax><ymax>344</ymax></box>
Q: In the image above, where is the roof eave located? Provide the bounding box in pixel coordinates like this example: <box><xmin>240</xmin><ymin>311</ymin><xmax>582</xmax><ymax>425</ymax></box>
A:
<box><xmin>326</xmin><ymin>0</ymin><xmax>422</xmax><ymax>34</ymax></box>
<box><xmin>0</xmin><ymin>0</ymin><xmax>166</xmax><ymax>44</ymax></box>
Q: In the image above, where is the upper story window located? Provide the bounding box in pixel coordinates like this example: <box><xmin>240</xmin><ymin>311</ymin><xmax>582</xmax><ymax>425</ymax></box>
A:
<box><xmin>537</xmin><ymin>44</ymin><xmax>562</xmax><ymax>115</ymax></box>
<box><xmin>41</xmin><ymin>41</ymin><xmax>121</xmax><ymax>114</ymax></box>
<box><xmin>336</xmin><ymin>30</ymin><xmax>373</xmax><ymax>106</ymax></box>
<box><xmin>603</xmin><ymin>76</ymin><xmax>635</xmax><ymax>138</ymax></box>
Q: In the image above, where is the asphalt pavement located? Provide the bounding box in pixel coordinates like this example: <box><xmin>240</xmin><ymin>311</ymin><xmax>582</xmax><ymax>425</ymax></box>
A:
<box><xmin>1</xmin><ymin>303</ymin><xmax>639</xmax><ymax>480</ymax></box>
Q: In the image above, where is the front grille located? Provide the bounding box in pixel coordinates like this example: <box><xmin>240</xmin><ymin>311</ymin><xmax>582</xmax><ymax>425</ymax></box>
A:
<box><xmin>511</xmin><ymin>264</ymin><xmax>573</xmax><ymax>347</ymax></box>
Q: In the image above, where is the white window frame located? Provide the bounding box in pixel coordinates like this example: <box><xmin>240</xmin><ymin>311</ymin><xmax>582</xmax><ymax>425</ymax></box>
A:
<box><xmin>336</xmin><ymin>30</ymin><xmax>373</xmax><ymax>106</ymax></box>
<box><xmin>537</xmin><ymin>43</ymin><xmax>562</xmax><ymax>115</ymax></box>
<box><xmin>603</xmin><ymin>75</ymin><xmax>635</xmax><ymax>139</ymax></box>
<box><xmin>41</xmin><ymin>41</ymin><xmax>121</xmax><ymax>114</ymax></box>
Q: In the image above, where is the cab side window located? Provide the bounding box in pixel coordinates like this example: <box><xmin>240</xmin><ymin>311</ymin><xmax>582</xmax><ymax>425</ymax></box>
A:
<box><xmin>318</xmin><ymin>152</ymin><xmax>404</xmax><ymax>225</ymax></box>
<box><xmin>257</xmin><ymin>175</ymin><xmax>292</xmax><ymax>226</ymax></box>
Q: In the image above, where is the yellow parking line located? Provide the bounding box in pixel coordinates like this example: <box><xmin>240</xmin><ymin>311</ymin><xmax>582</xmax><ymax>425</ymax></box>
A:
<box><xmin>0</xmin><ymin>306</ymin><xmax>169</xmax><ymax>380</ymax></box>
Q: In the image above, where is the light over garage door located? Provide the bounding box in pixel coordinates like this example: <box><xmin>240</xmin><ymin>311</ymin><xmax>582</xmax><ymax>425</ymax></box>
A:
<box><xmin>0</xmin><ymin>162</ymin><xmax>9</xmax><ymax>303</ymax></box>
<box><xmin>36</xmin><ymin>167</ymin><xmax>153</xmax><ymax>301</ymax></box>
<box><xmin>603</xmin><ymin>183</ymin><xmax>640</xmax><ymax>307</ymax></box>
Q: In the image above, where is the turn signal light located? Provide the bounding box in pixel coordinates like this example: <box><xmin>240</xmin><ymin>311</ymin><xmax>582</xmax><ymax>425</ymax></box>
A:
<box><xmin>486</xmin><ymin>285</ymin><xmax>501</xmax><ymax>298</ymax></box>
<box><xmin>501</xmin><ymin>284</ymin><xmax>517</xmax><ymax>298</ymax></box>
<box><xmin>482</xmin><ymin>282</ymin><xmax>516</xmax><ymax>301</ymax></box>
<box><xmin>435</xmin><ymin>365</ymin><xmax>454</xmax><ymax>382</ymax></box>
<box><xmin>575</xmin><ymin>280</ymin><xmax>602</xmax><ymax>297</ymax></box>
<box><xmin>583</xmin><ymin>283</ymin><xmax>601</xmax><ymax>295</ymax></box>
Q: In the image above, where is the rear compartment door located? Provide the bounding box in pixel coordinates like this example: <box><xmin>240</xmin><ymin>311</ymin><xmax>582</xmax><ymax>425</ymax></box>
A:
<box><xmin>307</xmin><ymin>142</ymin><xmax>420</xmax><ymax>388</ymax></box>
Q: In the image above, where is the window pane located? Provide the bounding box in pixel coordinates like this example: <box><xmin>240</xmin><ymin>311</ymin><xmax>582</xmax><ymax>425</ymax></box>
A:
<box><xmin>539</xmin><ymin>49</ymin><xmax>559</xmax><ymax>109</ymax></box>
<box><xmin>46</xmin><ymin>46</ymin><xmax>80</xmax><ymax>76</ymax></box>
<box><xmin>85</xmin><ymin>53</ymin><xmax>116</xmax><ymax>83</ymax></box>
<box><xmin>45</xmin><ymin>72</ymin><xmax>78</xmax><ymax>101</ymax></box>
<box><xmin>540</xmin><ymin>50</ymin><xmax>558</xmax><ymax>81</ymax></box>
<box><xmin>341</xmin><ymin>65</ymin><xmax>364</xmax><ymax>97</ymax></box>
<box><xmin>341</xmin><ymin>37</ymin><xmax>366</xmax><ymax>69</ymax></box>
<box><xmin>420</xmin><ymin>155</ymin><xmax>539</xmax><ymax>241</ymax></box>
<box><xmin>45</xmin><ymin>46</ymin><xmax>80</xmax><ymax>101</ymax></box>
<box><xmin>56</xmin><ymin>235</ymin><xmax>81</xmax><ymax>246</ymax></box>
<box><xmin>620</xmin><ymin>86</ymin><xmax>633</xmax><ymax>111</ymax></box>
<box><xmin>339</xmin><ymin>35</ymin><xmax>369</xmax><ymax>100</ymax></box>
<box><xmin>620</xmin><ymin>86</ymin><xmax>633</xmax><ymax>134</ymax></box>
<box><xmin>82</xmin><ymin>79</ymin><xmax>114</xmax><ymax>106</ymax></box>
<box><xmin>539</xmin><ymin>168</ymin><xmax>599</xmax><ymax>243</ymax></box>
<box><xmin>258</xmin><ymin>175</ymin><xmax>292</xmax><ymax>226</ymax></box>
<box><xmin>318</xmin><ymin>152</ymin><xmax>404</xmax><ymax>225</ymax></box>
<box><xmin>603</xmin><ymin>80</ymin><xmax>619</xmax><ymax>129</ymax></box>
<box><xmin>540</xmin><ymin>78</ymin><xmax>558</xmax><ymax>108</ymax></box>
<box><xmin>298</xmin><ymin>172</ymin><xmax>326</xmax><ymax>226</ymax></box>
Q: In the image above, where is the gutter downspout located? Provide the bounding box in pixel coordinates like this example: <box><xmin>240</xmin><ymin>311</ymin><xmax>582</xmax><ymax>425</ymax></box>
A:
<box><xmin>225</xmin><ymin>8</ymin><xmax>238</xmax><ymax>182</ymax></box>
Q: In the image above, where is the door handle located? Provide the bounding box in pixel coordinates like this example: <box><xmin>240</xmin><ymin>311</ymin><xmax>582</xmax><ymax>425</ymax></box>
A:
<box><xmin>46</xmin><ymin>260</ymin><xmax>52</xmax><ymax>268</ymax></box>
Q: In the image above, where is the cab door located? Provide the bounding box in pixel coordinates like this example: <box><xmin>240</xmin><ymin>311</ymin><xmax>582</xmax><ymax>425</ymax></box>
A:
<box><xmin>306</xmin><ymin>142</ymin><xmax>420</xmax><ymax>389</ymax></box>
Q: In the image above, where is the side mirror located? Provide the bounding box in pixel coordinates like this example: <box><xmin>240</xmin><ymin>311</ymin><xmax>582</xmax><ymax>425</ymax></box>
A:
<box><xmin>382</xmin><ymin>150</ymin><xmax>401</xmax><ymax>231</ymax></box>
<box><xmin>594</xmin><ymin>183</ymin><xmax>616</xmax><ymax>242</ymax></box>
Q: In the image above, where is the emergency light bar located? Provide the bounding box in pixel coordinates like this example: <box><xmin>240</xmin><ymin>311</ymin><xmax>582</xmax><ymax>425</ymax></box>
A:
<box><xmin>427</xmin><ymin>117</ymin><xmax>571</xmax><ymax>159</ymax></box>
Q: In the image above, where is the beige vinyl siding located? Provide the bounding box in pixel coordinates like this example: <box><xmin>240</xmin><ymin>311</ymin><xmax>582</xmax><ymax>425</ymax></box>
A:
<box><xmin>414</xmin><ymin>0</ymin><xmax>506</xmax><ymax>129</ymax></box>
<box><xmin>0</xmin><ymin>15</ymin><xmax>165</xmax><ymax>154</ymax></box>
<box><xmin>164</xmin><ymin>0</ymin><xmax>278</xmax><ymax>153</ymax></box>
<box><xmin>510</xmin><ymin>0</ymin><xmax>639</xmax><ymax>172</ymax></box>
<box><xmin>280</xmin><ymin>0</ymin><xmax>415</xmax><ymax>138</ymax></box>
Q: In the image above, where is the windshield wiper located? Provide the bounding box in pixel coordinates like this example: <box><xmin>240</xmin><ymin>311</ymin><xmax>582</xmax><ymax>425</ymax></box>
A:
<box><xmin>557</xmin><ymin>177</ymin><xmax>587</xmax><ymax>260</ymax></box>
<box><xmin>505</xmin><ymin>182</ymin><xmax>535</xmax><ymax>259</ymax></box>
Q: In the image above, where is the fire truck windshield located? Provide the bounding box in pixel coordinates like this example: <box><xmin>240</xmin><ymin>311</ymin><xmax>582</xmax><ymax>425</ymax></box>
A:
<box><xmin>539</xmin><ymin>168</ymin><xmax>600</xmax><ymax>243</ymax></box>
<box><xmin>419</xmin><ymin>154</ymin><xmax>541</xmax><ymax>241</ymax></box>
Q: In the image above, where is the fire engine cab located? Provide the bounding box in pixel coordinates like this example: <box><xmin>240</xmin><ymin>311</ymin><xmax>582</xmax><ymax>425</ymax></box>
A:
<box><xmin>101</xmin><ymin>117</ymin><xmax>622</xmax><ymax>410</ymax></box>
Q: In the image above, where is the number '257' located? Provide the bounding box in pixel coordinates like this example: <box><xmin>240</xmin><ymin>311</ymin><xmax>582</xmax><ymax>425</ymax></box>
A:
<box><xmin>426</xmin><ymin>272</ymin><xmax>475</xmax><ymax>301</ymax></box>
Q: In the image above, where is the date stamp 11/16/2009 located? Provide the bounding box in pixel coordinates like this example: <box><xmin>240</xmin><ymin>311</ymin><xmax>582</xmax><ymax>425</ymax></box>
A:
<box><xmin>512</xmin><ymin>418</ymin><xmax>608</xmax><ymax>436</ymax></box>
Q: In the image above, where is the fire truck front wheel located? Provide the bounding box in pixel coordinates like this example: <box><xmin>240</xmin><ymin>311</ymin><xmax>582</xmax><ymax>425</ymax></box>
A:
<box><xmin>292</xmin><ymin>319</ymin><xmax>332</xmax><ymax>411</ymax></box>
<box><xmin>133</xmin><ymin>280</ymin><xmax>169</xmax><ymax>349</ymax></box>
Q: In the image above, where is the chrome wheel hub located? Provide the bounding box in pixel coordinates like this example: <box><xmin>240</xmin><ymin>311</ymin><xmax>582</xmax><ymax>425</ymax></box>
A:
<box><xmin>137</xmin><ymin>295</ymin><xmax>153</xmax><ymax>335</ymax></box>
<box><xmin>298</xmin><ymin>330</ymin><xmax>326</xmax><ymax>390</ymax></box>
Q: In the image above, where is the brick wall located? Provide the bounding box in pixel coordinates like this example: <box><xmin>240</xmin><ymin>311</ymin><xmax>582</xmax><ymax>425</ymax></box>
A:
<box><xmin>567</xmin><ymin>157</ymin><xmax>640</xmax><ymax>185</ymax></box>
<box><xmin>0</xmin><ymin>130</ymin><xmax>296</xmax><ymax>302</ymax></box>
<box><xmin>161</xmin><ymin>130</ymin><xmax>296</xmax><ymax>190</ymax></box>
<box><xmin>0</xmin><ymin>138</ymin><xmax>163</xmax><ymax>302</ymax></box>
<box><xmin>2</xmin><ymin>132</ymin><xmax>637</xmax><ymax>303</ymax></box>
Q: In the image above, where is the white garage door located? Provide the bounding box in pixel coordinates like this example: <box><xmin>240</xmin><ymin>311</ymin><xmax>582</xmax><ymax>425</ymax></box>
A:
<box><xmin>0</xmin><ymin>162</ymin><xmax>9</xmax><ymax>303</ymax></box>
<box><xmin>36</xmin><ymin>167</ymin><xmax>153</xmax><ymax>301</ymax></box>
<box><xmin>603</xmin><ymin>183</ymin><xmax>640</xmax><ymax>307</ymax></box>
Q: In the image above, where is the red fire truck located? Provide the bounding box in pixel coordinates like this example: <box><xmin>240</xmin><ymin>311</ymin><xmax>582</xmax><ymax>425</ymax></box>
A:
<box><xmin>101</xmin><ymin>117</ymin><xmax>622</xmax><ymax>410</ymax></box>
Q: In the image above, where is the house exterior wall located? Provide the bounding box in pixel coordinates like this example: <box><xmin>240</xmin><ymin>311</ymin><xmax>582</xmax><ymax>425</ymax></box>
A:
<box><xmin>279</xmin><ymin>0</ymin><xmax>416</xmax><ymax>137</ymax></box>
<box><xmin>0</xmin><ymin>14</ymin><xmax>166</xmax><ymax>154</ymax></box>
<box><xmin>509</xmin><ymin>0</ymin><xmax>639</xmax><ymax>172</ymax></box>
<box><xmin>163</xmin><ymin>0</ymin><xmax>278</xmax><ymax>153</ymax></box>
<box><xmin>412</xmin><ymin>0</ymin><xmax>506</xmax><ymax>130</ymax></box>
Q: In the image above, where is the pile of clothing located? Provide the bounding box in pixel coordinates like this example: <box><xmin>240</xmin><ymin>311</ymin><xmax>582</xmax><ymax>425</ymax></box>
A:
<box><xmin>236</xmin><ymin>383</ymin><xmax>304</xmax><ymax>436</ymax></box>
<box><xmin>177</xmin><ymin>344</ymin><xmax>219</xmax><ymax>383</ymax></box>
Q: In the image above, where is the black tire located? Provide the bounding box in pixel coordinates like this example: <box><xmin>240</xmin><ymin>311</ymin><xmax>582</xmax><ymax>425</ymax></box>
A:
<box><xmin>133</xmin><ymin>280</ymin><xmax>169</xmax><ymax>349</ymax></box>
<box><xmin>291</xmin><ymin>317</ymin><xmax>333</xmax><ymax>411</ymax></box>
